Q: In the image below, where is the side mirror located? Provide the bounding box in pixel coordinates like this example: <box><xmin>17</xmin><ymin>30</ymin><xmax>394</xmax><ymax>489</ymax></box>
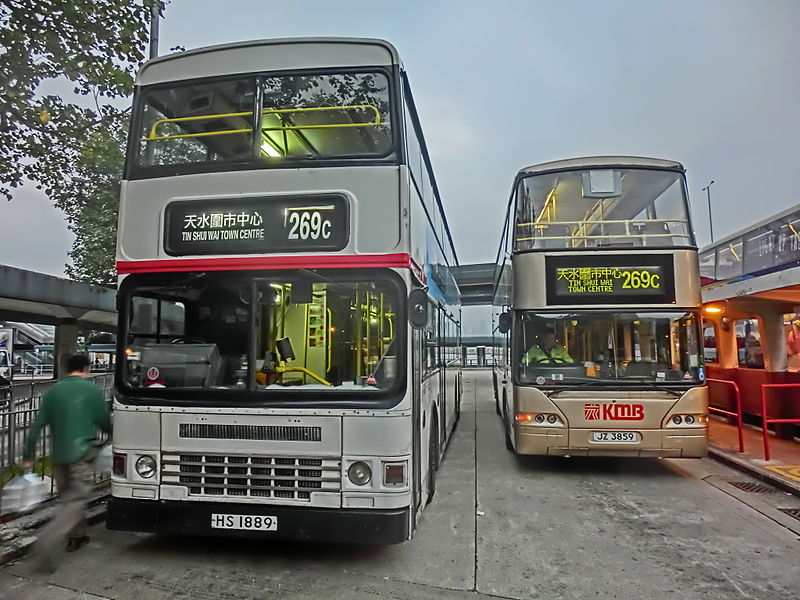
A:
<box><xmin>408</xmin><ymin>289</ymin><xmax>428</xmax><ymax>330</ymax></box>
<box><xmin>497</xmin><ymin>311</ymin><xmax>511</xmax><ymax>334</ymax></box>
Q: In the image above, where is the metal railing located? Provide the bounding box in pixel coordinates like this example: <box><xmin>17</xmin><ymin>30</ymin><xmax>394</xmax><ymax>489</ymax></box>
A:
<box><xmin>760</xmin><ymin>383</ymin><xmax>800</xmax><ymax>461</ymax></box>
<box><xmin>707</xmin><ymin>378</ymin><xmax>744</xmax><ymax>453</ymax></box>
<box><xmin>0</xmin><ymin>374</ymin><xmax>114</xmax><ymax>515</ymax></box>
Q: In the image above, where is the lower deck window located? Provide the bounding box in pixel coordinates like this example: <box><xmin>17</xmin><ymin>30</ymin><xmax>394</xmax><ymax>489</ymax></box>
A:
<box><xmin>122</xmin><ymin>271</ymin><xmax>401</xmax><ymax>394</ymax></box>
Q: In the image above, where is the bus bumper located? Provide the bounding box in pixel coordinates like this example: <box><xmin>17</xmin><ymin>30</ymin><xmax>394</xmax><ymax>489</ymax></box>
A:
<box><xmin>514</xmin><ymin>426</ymin><xmax>708</xmax><ymax>458</ymax></box>
<box><xmin>106</xmin><ymin>497</ymin><xmax>410</xmax><ymax>544</ymax></box>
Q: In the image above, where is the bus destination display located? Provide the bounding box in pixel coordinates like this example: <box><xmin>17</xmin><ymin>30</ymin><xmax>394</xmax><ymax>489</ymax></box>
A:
<box><xmin>165</xmin><ymin>194</ymin><xmax>348</xmax><ymax>256</ymax></box>
<box><xmin>545</xmin><ymin>255</ymin><xmax>675</xmax><ymax>305</ymax></box>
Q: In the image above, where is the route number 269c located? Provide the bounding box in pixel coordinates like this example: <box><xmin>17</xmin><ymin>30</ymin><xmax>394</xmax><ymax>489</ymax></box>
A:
<box><xmin>287</xmin><ymin>209</ymin><xmax>332</xmax><ymax>241</ymax></box>
<box><xmin>621</xmin><ymin>269</ymin><xmax>661</xmax><ymax>289</ymax></box>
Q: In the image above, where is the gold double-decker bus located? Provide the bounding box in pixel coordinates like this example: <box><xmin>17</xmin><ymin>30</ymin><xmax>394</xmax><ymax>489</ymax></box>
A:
<box><xmin>492</xmin><ymin>157</ymin><xmax>707</xmax><ymax>457</ymax></box>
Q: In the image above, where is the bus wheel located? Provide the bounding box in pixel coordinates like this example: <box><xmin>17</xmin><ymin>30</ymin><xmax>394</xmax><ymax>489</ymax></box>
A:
<box><xmin>502</xmin><ymin>391</ymin><xmax>513</xmax><ymax>451</ymax></box>
<box><xmin>426</xmin><ymin>426</ymin><xmax>438</xmax><ymax>504</ymax></box>
<box><xmin>454</xmin><ymin>377</ymin><xmax>461</xmax><ymax>425</ymax></box>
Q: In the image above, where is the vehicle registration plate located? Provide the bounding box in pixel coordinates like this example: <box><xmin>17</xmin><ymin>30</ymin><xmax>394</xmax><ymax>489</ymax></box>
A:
<box><xmin>591</xmin><ymin>431</ymin><xmax>641</xmax><ymax>443</ymax></box>
<box><xmin>211</xmin><ymin>513</ymin><xmax>277</xmax><ymax>531</ymax></box>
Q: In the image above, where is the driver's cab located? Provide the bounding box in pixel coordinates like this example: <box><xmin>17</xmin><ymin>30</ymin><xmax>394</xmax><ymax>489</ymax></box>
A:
<box><xmin>518</xmin><ymin>324</ymin><xmax>586</xmax><ymax>382</ymax></box>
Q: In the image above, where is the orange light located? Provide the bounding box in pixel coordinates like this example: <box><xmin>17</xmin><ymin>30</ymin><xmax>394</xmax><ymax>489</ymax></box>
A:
<box><xmin>705</xmin><ymin>306</ymin><xmax>722</xmax><ymax>313</ymax></box>
<box><xmin>515</xmin><ymin>413</ymin><xmax>535</xmax><ymax>423</ymax></box>
<box><xmin>124</xmin><ymin>347</ymin><xmax>133</xmax><ymax>355</ymax></box>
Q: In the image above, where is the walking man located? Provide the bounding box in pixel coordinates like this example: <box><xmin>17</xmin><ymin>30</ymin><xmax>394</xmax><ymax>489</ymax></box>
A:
<box><xmin>23</xmin><ymin>353</ymin><xmax>111</xmax><ymax>571</ymax></box>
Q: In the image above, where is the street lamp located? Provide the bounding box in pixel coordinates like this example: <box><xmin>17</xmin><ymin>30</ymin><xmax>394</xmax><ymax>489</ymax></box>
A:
<box><xmin>701</xmin><ymin>180</ymin><xmax>715</xmax><ymax>243</ymax></box>
<box><xmin>149</xmin><ymin>2</ymin><xmax>161</xmax><ymax>59</ymax></box>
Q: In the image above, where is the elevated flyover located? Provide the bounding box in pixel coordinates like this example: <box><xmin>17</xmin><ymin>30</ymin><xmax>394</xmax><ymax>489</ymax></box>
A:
<box><xmin>0</xmin><ymin>265</ymin><xmax>117</xmax><ymax>377</ymax></box>
<box><xmin>453</xmin><ymin>263</ymin><xmax>497</xmax><ymax>306</ymax></box>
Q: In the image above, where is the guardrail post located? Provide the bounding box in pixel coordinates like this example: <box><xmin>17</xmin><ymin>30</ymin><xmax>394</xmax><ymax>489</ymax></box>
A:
<box><xmin>734</xmin><ymin>381</ymin><xmax>744</xmax><ymax>454</ymax></box>
<box><xmin>7</xmin><ymin>392</ymin><xmax>17</xmax><ymax>467</ymax></box>
<box><xmin>707</xmin><ymin>378</ymin><xmax>744</xmax><ymax>453</ymax></box>
<box><xmin>761</xmin><ymin>385</ymin><xmax>770</xmax><ymax>461</ymax></box>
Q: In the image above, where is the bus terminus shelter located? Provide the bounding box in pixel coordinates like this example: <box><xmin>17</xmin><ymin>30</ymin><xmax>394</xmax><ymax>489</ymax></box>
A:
<box><xmin>700</xmin><ymin>204</ymin><xmax>800</xmax><ymax>440</ymax></box>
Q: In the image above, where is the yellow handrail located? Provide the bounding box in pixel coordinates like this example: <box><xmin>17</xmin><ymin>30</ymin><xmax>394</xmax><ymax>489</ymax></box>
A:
<box><xmin>141</xmin><ymin>104</ymin><xmax>382</xmax><ymax>142</ymax></box>
<box><xmin>275</xmin><ymin>365</ymin><xmax>332</xmax><ymax>386</ymax></box>
<box><xmin>516</xmin><ymin>232</ymin><xmax>691</xmax><ymax>242</ymax></box>
<box><xmin>517</xmin><ymin>218</ymin><xmax>689</xmax><ymax>227</ymax></box>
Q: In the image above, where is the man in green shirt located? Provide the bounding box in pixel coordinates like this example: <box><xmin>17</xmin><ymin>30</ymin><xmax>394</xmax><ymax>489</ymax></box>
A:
<box><xmin>523</xmin><ymin>331</ymin><xmax>574</xmax><ymax>365</ymax></box>
<box><xmin>23</xmin><ymin>354</ymin><xmax>111</xmax><ymax>571</ymax></box>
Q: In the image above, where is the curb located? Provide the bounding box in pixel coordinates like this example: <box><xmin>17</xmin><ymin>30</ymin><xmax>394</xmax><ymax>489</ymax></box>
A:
<box><xmin>0</xmin><ymin>495</ymin><xmax>108</xmax><ymax>567</ymax></box>
<box><xmin>708</xmin><ymin>445</ymin><xmax>800</xmax><ymax>497</ymax></box>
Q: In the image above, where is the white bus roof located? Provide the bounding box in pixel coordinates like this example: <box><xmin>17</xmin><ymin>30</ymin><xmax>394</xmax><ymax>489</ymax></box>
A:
<box><xmin>137</xmin><ymin>37</ymin><xmax>402</xmax><ymax>86</ymax></box>
<box><xmin>517</xmin><ymin>156</ymin><xmax>685</xmax><ymax>176</ymax></box>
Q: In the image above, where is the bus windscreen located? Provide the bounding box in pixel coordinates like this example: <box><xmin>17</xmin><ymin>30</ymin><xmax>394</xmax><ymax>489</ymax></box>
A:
<box><xmin>515</xmin><ymin>310</ymin><xmax>702</xmax><ymax>385</ymax></box>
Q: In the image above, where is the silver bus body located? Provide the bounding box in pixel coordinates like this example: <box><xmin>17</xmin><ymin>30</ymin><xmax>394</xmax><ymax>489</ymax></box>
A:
<box><xmin>493</xmin><ymin>157</ymin><xmax>708</xmax><ymax>458</ymax></box>
<box><xmin>108</xmin><ymin>39</ymin><xmax>462</xmax><ymax>543</ymax></box>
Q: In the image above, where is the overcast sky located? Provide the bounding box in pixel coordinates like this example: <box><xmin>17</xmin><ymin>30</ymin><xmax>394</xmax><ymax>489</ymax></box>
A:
<box><xmin>2</xmin><ymin>0</ymin><xmax>798</xmax><ymax>310</ymax></box>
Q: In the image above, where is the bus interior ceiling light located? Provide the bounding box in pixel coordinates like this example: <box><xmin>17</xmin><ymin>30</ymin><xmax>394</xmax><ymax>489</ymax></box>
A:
<box><xmin>261</xmin><ymin>138</ymin><xmax>282</xmax><ymax>157</ymax></box>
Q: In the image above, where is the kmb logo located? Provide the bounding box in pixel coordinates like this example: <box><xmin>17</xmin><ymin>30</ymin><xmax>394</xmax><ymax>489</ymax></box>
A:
<box><xmin>584</xmin><ymin>403</ymin><xmax>644</xmax><ymax>421</ymax></box>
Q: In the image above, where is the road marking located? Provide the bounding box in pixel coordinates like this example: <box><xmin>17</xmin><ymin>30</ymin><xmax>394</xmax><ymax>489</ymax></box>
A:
<box><xmin>764</xmin><ymin>465</ymin><xmax>800</xmax><ymax>483</ymax></box>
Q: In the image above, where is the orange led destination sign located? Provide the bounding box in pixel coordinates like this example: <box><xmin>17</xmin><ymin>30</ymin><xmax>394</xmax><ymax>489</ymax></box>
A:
<box><xmin>545</xmin><ymin>255</ymin><xmax>675</xmax><ymax>305</ymax></box>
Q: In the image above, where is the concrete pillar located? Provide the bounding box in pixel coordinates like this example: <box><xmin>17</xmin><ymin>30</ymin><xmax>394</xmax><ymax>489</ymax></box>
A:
<box><xmin>706</xmin><ymin>309</ymin><xmax>739</xmax><ymax>369</ymax></box>
<box><xmin>759</xmin><ymin>311</ymin><xmax>788</xmax><ymax>373</ymax></box>
<box><xmin>54</xmin><ymin>320</ymin><xmax>79</xmax><ymax>379</ymax></box>
<box><xmin>716</xmin><ymin>321</ymin><xmax>740</xmax><ymax>369</ymax></box>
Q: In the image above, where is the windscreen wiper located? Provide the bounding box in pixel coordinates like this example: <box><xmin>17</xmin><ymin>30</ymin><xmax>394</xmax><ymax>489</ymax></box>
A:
<box><xmin>549</xmin><ymin>378</ymin><xmax>682</xmax><ymax>397</ymax></box>
<box><xmin>548</xmin><ymin>379</ymin><xmax>618</xmax><ymax>395</ymax></box>
<box><xmin>626</xmin><ymin>380</ymin><xmax>683</xmax><ymax>397</ymax></box>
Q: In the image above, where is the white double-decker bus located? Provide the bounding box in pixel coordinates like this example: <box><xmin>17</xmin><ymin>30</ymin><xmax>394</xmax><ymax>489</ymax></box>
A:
<box><xmin>108</xmin><ymin>38</ymin><xmax>462</xmax><ymax>544</ymax></box>
<box><xmin>493</xmin><ymin>157</ymin><xmax>707</xmax><ymax>458</ymax></box>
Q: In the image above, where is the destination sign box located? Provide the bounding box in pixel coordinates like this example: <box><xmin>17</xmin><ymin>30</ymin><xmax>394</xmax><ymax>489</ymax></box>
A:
<box><xmin>164</xmin><ymin>194</ymin><xmax>348</xmax><ymax>256</ymax></box>
<box><xmin>545</xmin><ymin>254</ymin><xmax>675</xmax><ymax>305</ymax></box>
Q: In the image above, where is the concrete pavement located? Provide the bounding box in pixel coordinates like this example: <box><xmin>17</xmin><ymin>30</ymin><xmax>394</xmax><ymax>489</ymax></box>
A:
<box><xmin>2</xmin><ymin>370</ymin><xmax>799</xmax><ymax>599</ymax></box>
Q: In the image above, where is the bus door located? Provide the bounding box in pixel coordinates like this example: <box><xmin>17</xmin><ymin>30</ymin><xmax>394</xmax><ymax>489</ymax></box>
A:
<box><xmin>412</xmin><ymin>328</ymin><xmax>423</xmax><ymax>513</ymax></box>
<box><xmin>437</xmin><ymin>304</ymin><xmax>447</xmax><ymax>449</ymax></box>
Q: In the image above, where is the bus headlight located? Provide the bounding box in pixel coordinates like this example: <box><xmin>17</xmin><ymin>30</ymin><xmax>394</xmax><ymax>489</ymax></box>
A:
<box><xmin>517</xmin><ymin>413</ymin><xmax>562</xmax><ymax>425</ymax></box>
<box><xmin>347</xmin><ymin>461</ymin><xmax>372</xmax><ymax>486</ymax></box>
<box><xmin>135</xmin><ymin>455</ymin><xmax>157</xmax><ymax>479</ymax></box>
<box><xmin>669</xmin><ymin>414</ymin><xmax>707</xmax><ymax>426</ymax></box>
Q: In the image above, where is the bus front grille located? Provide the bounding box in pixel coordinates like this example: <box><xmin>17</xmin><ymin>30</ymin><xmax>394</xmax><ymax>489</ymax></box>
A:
<box><xmin>178</xmin><ymin>424</ymin><xmax>322</xmax><ymax>442</ymax></box>
<box><xmin>161</xmin><ymin>453</ymin><xmax>340</xmax><ymax>501</ymax></box>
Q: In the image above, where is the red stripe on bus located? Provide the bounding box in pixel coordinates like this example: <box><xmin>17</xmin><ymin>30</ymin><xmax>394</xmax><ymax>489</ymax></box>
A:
<box><xmin>116</xmin><ymin>254</ymin><xmax>425</xmax><ymax>278</ymax></box>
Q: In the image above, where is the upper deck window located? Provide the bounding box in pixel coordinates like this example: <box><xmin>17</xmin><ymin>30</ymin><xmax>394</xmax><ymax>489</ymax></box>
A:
<box><xmin>514</xmin><ymin>168</ymin><xmax>694</xmax><ymax>251</ymax></box>
<box><xmin>138</xmin><ymin>78</ymin><xmax>257</xmax><ymax>167</ymax></box>
<box><xmin>134</xmin><ymin>71</ymin><xmax>393</xmax><ymax>172</ymax></box>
